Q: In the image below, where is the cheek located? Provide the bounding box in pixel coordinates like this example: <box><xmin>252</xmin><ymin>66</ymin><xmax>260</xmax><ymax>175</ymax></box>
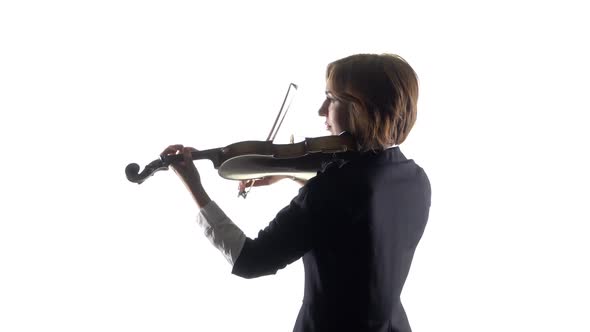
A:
<box><xmin>332</xmin><ymin>106</ymin><xmax>350</xmax><ymax>130</ymax></box>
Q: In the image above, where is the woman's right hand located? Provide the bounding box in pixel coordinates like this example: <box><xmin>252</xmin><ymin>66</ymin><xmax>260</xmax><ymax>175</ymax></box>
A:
<box><xmin>238</xmin><ymin>176</ymin><xmax>287</xmax><ymax>192</ymax></box>
<box><xmin>238</xmin><ymin>176</ymin><xmax>307</xmax><ymax>195</ymax></box>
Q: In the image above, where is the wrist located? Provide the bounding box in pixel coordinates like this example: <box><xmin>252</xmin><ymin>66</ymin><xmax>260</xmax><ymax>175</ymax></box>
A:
<box><xmin>291</xmin><ymin>177</ymin><xmax>307</xmax><ymax>186</ymax></box>
<box><xmin>191</xmin><ymin>185</ymin><xmax>211</xmax><ymax>208</ymax></box>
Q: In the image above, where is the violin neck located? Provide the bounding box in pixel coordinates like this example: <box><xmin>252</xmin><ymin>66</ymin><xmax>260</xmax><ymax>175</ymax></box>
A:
<box><xmin>162</xmin><ymin>148</ymin><xmax>222</xmax><ymax>168</ymax></box>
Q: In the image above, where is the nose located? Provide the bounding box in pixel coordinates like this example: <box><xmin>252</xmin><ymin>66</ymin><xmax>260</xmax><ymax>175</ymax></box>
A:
<box><xmin>318</xmin><ymin>98</ymin><xmax>329</xmax><ymax>116</ymax></box>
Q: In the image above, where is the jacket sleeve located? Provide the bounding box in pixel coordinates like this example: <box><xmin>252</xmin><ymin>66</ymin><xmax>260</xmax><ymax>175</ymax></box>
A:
<box><xmin>231</xmin><ymin>183</ymin><xmax>319</xmax><ymax>279</ymax></box>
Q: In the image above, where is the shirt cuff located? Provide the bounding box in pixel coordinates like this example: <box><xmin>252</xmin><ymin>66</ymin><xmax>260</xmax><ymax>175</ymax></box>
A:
<box><xmin>196</xmin><ymin>201</ymin><xmax>246</xmax><ymax>266</ymax></box>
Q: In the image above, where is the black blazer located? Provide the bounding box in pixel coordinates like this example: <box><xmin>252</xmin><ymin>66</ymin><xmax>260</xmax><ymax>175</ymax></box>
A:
<box><xmin>232</xmin><ymin>147</ymin><xmax>431</xmax><ymax>332</ymax></box>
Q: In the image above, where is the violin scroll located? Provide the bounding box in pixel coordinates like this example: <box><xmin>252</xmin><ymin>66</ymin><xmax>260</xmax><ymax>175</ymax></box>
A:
<box><xmin>125</xmin><ymin>159</ymin><xmax>170</xmax><ymax>184</ymax></box>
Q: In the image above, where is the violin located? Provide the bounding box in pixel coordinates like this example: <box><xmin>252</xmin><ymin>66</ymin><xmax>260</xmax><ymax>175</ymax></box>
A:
<box><xmin>125</xmin><ymin>133</ymin><xmax>358</xmax><ymax>185</ymax></box>
<box><xmin>124</xmin><ymin>83</ymin><xmax>358</xmax><ymax>195</ymax></box>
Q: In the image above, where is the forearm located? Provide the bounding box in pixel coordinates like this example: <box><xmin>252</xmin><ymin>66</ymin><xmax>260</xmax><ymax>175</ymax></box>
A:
<box><xmin>189</xmin><ymin>182</ymin><xmax>211</xmax><ymax>208</ymax></box>
<box><xmin>182</xmin><ymin>176</ymin><xmax>211</xmax><ymax>208</ymax></box>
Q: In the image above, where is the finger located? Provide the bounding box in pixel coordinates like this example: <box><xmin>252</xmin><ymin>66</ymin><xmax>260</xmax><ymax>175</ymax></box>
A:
<box><xmin>181</xmin><ymin>147</ymin><xmax>198</xmax><ymax>170</ymax></box>
<box><xmin>257</xmin><ymin>175</ymin><xmax>290</xmax><ymax>186</ymax></box>
<box><xmin>238</xmin><ymin>180</ymin><xmax>254</xmax><ymax>192</ymax></box>
<box><xmin>160</xmin><ymin>144</ymin><xmax>184</xmax><ymax>158</ymax></box>
<box><xmin>241</xmin><ymin>179</ymin><xmax>261</xmax><ymax>187</ymax></box>
<box><xmin>238</xmin><ymin>181</ymin><xmax>247</xmax><ymax>192</ymax></box>
<box><xmin>245</xmin><ymin>178</ymin><xmax>273</xmax><ymax>187</ymax></box>
<box><xmin>250</xmin><ymin>178</ymin><xmax>268</xmax><ymax>187</ymax></box>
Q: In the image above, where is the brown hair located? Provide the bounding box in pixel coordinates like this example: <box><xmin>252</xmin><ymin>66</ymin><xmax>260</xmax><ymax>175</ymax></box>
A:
<box><xmin>326</xmin><ymin>53</ymin><xmax>419</xmax><ymax>150</ymax></box>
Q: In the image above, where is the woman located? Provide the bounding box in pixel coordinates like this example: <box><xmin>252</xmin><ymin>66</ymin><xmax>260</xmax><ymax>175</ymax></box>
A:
<box><xmin>162</xmin><ymin>53</ymin><xmax>431</xmax><ymax>332</ymax></box>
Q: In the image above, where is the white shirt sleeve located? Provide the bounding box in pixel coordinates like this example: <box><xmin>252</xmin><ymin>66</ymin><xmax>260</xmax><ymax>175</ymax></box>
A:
<box><xmin>196</xmin><ymin>201</ymin><xmax>246</xmax><ymax>266</ymax></box>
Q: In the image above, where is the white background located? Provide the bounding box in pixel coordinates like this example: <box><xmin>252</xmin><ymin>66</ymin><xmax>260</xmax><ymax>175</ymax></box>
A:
<box><xmin>1</xmin><ymin>1</ymin><xmax>589</xmax><ymax>331</ymax></box>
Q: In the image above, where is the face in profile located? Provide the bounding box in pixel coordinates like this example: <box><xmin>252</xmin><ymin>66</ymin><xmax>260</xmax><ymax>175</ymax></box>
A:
<box><xmin>318</xmin><ymin>90</ymin><xmax>350</xmax><ymax>136</ymax></box>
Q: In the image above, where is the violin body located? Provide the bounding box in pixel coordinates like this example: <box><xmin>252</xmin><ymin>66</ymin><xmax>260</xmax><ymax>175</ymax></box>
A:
<box><xmin>125</xmin><ymin>134</ymin><xmax>358</xmax><ymax>184</ymax></box>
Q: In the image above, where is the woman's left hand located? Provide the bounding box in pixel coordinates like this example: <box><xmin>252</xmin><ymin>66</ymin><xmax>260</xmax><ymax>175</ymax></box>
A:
<box><xmin>161</xmin><ymin>144</ymin><xmax>211</xmax><ymax>207</ymax></box>
<box><xmin>161</xmin><ymin>144</ymin><xmax>202</xmax><ymax>190</ymax></box>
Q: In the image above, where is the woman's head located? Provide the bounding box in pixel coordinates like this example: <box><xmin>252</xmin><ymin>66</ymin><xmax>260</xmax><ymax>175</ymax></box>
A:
<box><xmin>320</xmin><ymin>53</ymin><xmax>419</xmax><ymax>151</ymax></box>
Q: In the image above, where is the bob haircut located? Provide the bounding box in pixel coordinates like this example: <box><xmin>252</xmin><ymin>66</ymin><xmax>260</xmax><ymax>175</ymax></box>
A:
<box><xmin>326</xmin><ymin>53</ymin><xmax>419</xmax><ymax>151</ymax></box>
